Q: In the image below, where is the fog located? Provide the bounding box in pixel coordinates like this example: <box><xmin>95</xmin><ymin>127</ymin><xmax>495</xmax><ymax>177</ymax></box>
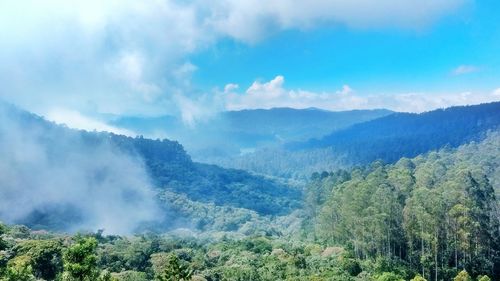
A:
<box><xmin>0</xmin><ymin>103</ymin><xmax>160</xmax><ymax>234</ymax></box>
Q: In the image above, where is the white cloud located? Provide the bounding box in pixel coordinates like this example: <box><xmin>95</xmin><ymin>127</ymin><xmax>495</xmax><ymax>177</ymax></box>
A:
<box><xmin>0</xmin><ymin>0</ymin><xmax>468</xmax><ymax>121</ymax></box>
<box><xmin>46</xmin><ymin>109</ymin><xmax>136</xmax><ymax>135</ymax></box>
<box><xmin>0</xmin><ymin>0</ymin><xmax>210</xmax><ymax>118</ymax></box>
<box><xmin>246</xmin><ymin>75</ymin><xmax>286</xmax><ymax>98</ymax></box>
<box><xmin>207</xmin><ymin>0</ymin><xmax>468</xmax><ymax>42</ymax></box>
<box><xmin>452</xmin><ymin>65</ymin><xmax>480</xmax><ymax>75</ymax></box>
<box><xmin>225</xmin><ymin>75</ymin><xmax>500</xmax><ymax>112</ymax></box>
<box><xmin>224</xmin><ymin>83</ymin><xmax>239</xmax><ymax>93</ymax></box>
<box><xmin>337</xmin><ymin>85</ymin><xmax>354</xmax><ymax>95</ymax></box>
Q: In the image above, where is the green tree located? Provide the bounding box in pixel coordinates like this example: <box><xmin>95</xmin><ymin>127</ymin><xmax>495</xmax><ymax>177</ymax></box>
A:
<box><xmin>453</xmin><ymin>270</ymin><xmax>472</xmax><ymax>281</ymax></box>
<box><xmin>14</xmin><ymin>239</ymin><xmax>63</xmax><ymax>280</ymax></box>
<box><xmin>2</xmin><ymin>255</ymin><xmax>35</xmax><ymax>281</ymax></box>
<box><xmin>410</xmin><ymin>274</ymin><xmax>427</xmax><ymax>281</ymax></box>
<box><xmin>0</xmin><ymin>223</ymin><xmax>6</xmax><ymax>251</ymax></box>
<box><xmin>156</xmin><ymin>254</ymin><xmax>192</xmax><ymax>281</ymax></box>
<box><xmin>376</xmin><ymin>272</ymin><xmax>404</xmax><ymax>281</ymax></box>
<box><xmin>63</xmin><ymin>237</ymin><xmax>99</xmax><ymax>281</ymax></box>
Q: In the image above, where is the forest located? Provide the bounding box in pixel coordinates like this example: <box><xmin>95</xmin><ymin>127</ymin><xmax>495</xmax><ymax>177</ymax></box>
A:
<box><xmin>214</xmin><ymin>102</ymin><xmax>500</xmax><ymax>179</ymax></box>
<box><xmin>1</xmin><ymin>1</ymin><xmax>499</xmax><ymax>279</ymax></box>
<box><xmin>1</xmin><ymin>102</ymin><xmax>499</xmax><ymax>280</ymax></box>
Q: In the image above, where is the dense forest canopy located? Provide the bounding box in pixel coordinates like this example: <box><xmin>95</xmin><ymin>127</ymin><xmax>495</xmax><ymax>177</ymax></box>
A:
<box><xmin>1</xmin><ymin>128</ymin><xmax>498</xmax><ymax>280</ymax></box>
<box><xmin>304</xmin><ymin>132</ymin><xmax>500</xmax><ymax>280</ymax></box>
<box><xmin>110</xmin><ymin>108</ymin><xmax>393</xmax><ymax>161</ymax></box>
<box><xmin>0</xmin><ymin>102</ymin><xmax>301</xmax><ymax>233</ymax></box>
<box><xmin>213</xmin><ymin>102</ymin><xmax>500</xmax><ymax>179</ymax></box>
<box><xmin>1</xmin><ymin>102</ymin><xmax>499</xmax><ymax>280</ymax></box>
<box><xmin>2</xmin><ymin>0</ymin><xmax>500</xmax><ymax>279</ymax></box>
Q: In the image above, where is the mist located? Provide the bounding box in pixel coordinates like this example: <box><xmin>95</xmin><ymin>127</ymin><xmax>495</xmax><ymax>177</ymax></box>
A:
<box><xmin>0</xmin><ymin>103</ymin><xmax>161</xmax><ymax>234</ymax></box>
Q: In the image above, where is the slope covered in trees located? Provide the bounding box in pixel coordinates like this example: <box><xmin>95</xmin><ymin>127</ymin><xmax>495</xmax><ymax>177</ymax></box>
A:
<box><xmin>0</xmin><ymin>102</ymin><xmax>301</xmax><ymax>233</ymax></box>
<box><xmin>292</xmin><ymin>102</ymin><xmax>500</xmax><ymax>164</ymax></box>
<box><xmin>217</xmin><ymin>102</ymin><xmax>500</xmax><ymax>178</ymax></box>
<box><xmin>111</xmin><ymin>108</ymin><xmax>393</xmax><ymax>160</ymax></box>
<box><xmin>304</xmin><ymin>132</ymin><xmax>500</xmax><ymax>280</ymax></box>
<box><xmin>110</xmin><ymin>134</ymin><xmax>301</xmax><ymax>216</ymax></box>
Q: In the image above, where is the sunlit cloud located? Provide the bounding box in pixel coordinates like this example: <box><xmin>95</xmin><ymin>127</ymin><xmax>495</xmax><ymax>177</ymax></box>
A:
<box><xmin>0</xmin><ymin>0</ymin><xmax>469</xmax><ymax>122</ymax></box>
<box><xmin>224</xmin><ymin>76</ymin><xmax>500</xmax><ymax>113</ymax></box>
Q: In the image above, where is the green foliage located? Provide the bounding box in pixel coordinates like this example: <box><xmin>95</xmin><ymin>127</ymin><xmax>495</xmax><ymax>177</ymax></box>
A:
<box><xmin>111</xmin><ymin>270</ymin><xmax>148</xmax><ymax>281</ymax></box>
<box><xmin>63</xmin><ymin>237</ymin><xmax>99</xmax><ymax>281</ymax></box>
<box><xmin>376</xmin><ymin>272</ymin><xmax>404</xmax><ymax>281</ymax></box>
<box><xmin>454</xmin><ymin>270</ymin><xmax>472</xmax><ymax>281</ymax></box>
<box><xmin>224</xmin><ymin>102</ymin><xmax>500</xmax><ymax>178</ymax></box>
<box><xmin>0</xmin><ymin>223</ymin><xmax>6</xmax><ymax>251</ymax></box>
<box><xmin>409</xmin><ymin>274</ymin><xmax>427</xmax><ymax>281</ymax></box>
<box><xmin>340</xmin><ymin>257</ymin><xmax>362</xmax><ymax>277</ymax></box>
<box><xmin>2</xmin><ymin>255</ymin><xmax>35</xmax><ymax>281</ymax></box>
<box><xmin>306</xmin><ymin>132</ymin><xmax>500</xmax><ymax>280</ymax></box>
<box><xmin>476</xmin><ymin>275</ymin><xmax>491</xmax><ymax>281</ymax></box>
<box><xmin>13</xmin><ymin>239</ymin><xmax>63</xmax><ymax>280</ymax></box>
<box><xmin>155</xmin><ymin>254</ymin><xmax>192</xmax><ymax>281</ymax></box>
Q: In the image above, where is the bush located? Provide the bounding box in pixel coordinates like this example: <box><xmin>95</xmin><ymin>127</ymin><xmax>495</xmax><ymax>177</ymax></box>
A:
<box><xmin>453</xmin><ymin>270</ymin><xmax>472</xmax><ymax>281</ymax></box>
<box><xmin>477</xmin><ymin>275</ymin><xmax>491</xmax><ymax>281</ymax></box>
<box><xmin>410</xmin><ymin>274</ymin><xmax>427</xmax><ymax>281</ymax></box>
<box><xmin>340</xmin><ymin>258</ymin><xmax>362</xmax><ymax>276</ymax></box>
<box><xmin>376</xmin><ymin>272</ymin><xmax>404</xmax><ymax>281</ymax></box>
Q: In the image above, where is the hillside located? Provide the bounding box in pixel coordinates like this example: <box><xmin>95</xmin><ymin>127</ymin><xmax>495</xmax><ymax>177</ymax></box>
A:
<box><xmin>216</xmin><ymin>102</ymin><xmax>500</xmax><ymax>178</ymax></box>
<box><xmin>110</xmin><ymin>108</ymin><xmax>393</xmax><ymax>159</ymax></box>
<box><xmin>0</xmin><ymin>102</ymin><xmax>301</xmax><ymax>233</ymax></box>
<box><xmin>291</xmin><ymin>102</ymin><xmax>500</xmax><ymax>162</ymax></box>
<box><xmin>303</xmin><ymin>131</ymin><xmax>500</xmax><ymax>278</ymax></box>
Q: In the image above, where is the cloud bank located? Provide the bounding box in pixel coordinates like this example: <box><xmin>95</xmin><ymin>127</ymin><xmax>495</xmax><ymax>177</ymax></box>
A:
<box><xmin>0</xmin><ymin>0</ymin><xmax>468</xmax><ymax>124</ymax></box>
<box><xmin>0</xmin><ymin>104</ymin><xmax>160</xmax><ymax>234</ymax></box>
<box><xmin>224</xmin><ymin>76</ymin><xmax>500</xmax><ymax>113</ymax></box>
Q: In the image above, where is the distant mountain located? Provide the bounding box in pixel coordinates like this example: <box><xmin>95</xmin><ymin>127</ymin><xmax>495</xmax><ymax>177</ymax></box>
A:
<box><xmin>110</xmin><ymin>108</ymin><xmax>393</xmax><ymax>159</ymax></box>
<box><xmin>220</xmin><ymin>107</ymin><xmax>394</xmax><ymax>142</ymax></box>
<box><xmin>215</xmin><ymin>102</ymin><xmax>500</xmax><ymax>178</ymax></box>
<box><xmin>0</xmin><ymin>102</ymin><xmax>301</xmax><ymax>232</ymax></box>
<box><xmin>291</xmin><ymin>102</ymin><xmax>500</xmax><ymax>163</ymax></box>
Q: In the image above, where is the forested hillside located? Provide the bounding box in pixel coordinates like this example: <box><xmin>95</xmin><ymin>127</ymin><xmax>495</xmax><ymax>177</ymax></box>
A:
<box><xmin>0</xmin><ymin>102</ymin><xmax>301</xmax><ymax>233</ymax></box>
<box><xmin>1</xmin><ymin>133</ymin><xmax>498</xmax><ymax>280</ymax></box>
<box><xmin>303</xmin><ymin>132</ymin><xmax>500</xmax><ymax>280</ymax></box>
<box><xmin>109</xmin><ymin>134</ymin><xmax>301</xmax><ymax>216</ymax></box>
<box><xmin>292</xmin><ymin>102</ymin><xmax>500</xmax><ymax>162</ymax></box>
<box><xmin>216</xmin><ymin>102</ymin><xmax>500</xmax><ymax>178</ymax></box>
<box><xmin>111</xmin><ymin>108</ymin><xmax>392</xmax><ymax>160</ymax></box>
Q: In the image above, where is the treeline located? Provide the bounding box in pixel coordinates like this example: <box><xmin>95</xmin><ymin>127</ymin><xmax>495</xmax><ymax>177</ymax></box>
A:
<box><xmin>292</xmin><ymin>102</ymin><xmax>500</xmax><ymax>165</ymax></box>
<box><xmin>157</xmin><ymin>190</ymin><xmax>303</xmax><ymax>235</ymax></box>
<box><xmin>110</xmin><ymin>134</ymin><xmax>302</xmax><ymax>216</ymax></box>
<box><xmin>304</xmin><ymin>132</ymin><xmax>500</xmax><ymax>280</ymax></box>
<box><xmin>0</xmin><ymin>102</ymin><xmax>301</xmax><ymax>233</ymax></box>
<box><xmin>2</xmin><ymin>224</ymin><xmax>492</xmax><ymax>281</ymax></box>
<box><xmin>216</xmin><ymin>102</ymin><xmax>500</xmax><ymax>179</ymax></box>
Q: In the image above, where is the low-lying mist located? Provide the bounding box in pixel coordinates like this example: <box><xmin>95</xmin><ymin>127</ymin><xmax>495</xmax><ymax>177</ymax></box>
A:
<box><xmin>0</xmin><ymin>104</ymin><xmax>161</xmax><ymax>234</ymax></box>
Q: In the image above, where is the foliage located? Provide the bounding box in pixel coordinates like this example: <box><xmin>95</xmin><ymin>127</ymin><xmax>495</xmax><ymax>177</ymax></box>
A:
<box><xmin>13</xmin><ymin>239</ymin><xmax>63</xmax><ymax>280</ymax></box>
<box><xmin>477</xmin><ymin>275</ymin><xmax>491</xmax><ymax>281</ymax></box>
<box><xmin>376</xmin><ymin>272</ymin><xmax>404</xmax><ymax>281</ymax></box>
<box><xmin>224</xmin><ymin>102</ymin><xmax>500</xmax><ymax>178</ymax></box>
<box><xmin>453</xmin><ymin>270</ymin><xmax>472</xmax><ymax>281</ymax></box>
<box><xmin>305</xmin><ymin>132</ymin><xmax>500</xmax><ymax>280</ymax></box>
<box><xmin>409</xmin><ymin>274</ymin><xmax>427</xmax><ymax>281</ymax></box>
<box><xmin>155</xmin><ymin>254</ymin><xmax>192</xmax><ymax>281</ymax></box>
<box><xmin>1</xmin><ymin>255</ymin><xmax>35</xmax><ymax>281</ymax></box>
<box><xmin>63</xmin><ymin>237</ymin><xmax>99</xmax><ymax>281</ymax></box>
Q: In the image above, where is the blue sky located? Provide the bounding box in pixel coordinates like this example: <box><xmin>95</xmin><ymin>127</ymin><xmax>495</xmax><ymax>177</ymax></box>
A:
<box><xmin>0</xmin><ymin>0</ymin><xmax>499</xmax><ymax>130</ymax></box>
<box><xmin>192</xmin><ymin>1</ymin><xmax>500</xmax><ymax>94</ymax></box>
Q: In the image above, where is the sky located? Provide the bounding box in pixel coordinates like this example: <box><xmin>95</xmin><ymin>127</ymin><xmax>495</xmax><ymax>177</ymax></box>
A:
<box><xmin>0</xmin><ymin>0</ymin><xmax>499</xmax><ymax>129</ymax></box>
